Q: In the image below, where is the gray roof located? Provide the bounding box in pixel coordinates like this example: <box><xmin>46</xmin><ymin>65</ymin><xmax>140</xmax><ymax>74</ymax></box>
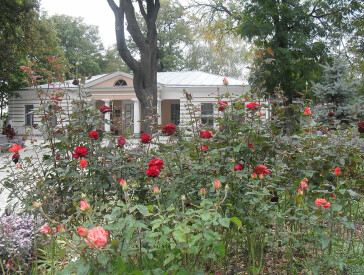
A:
<box><xmin>157</xmin><ymin>71</ymin><xmax>245</xmax><ymax>86</ymax></box>
<box><xmin>35</xmin><ymin>71</ymin><xmax>245</xmax><ymax>89</ymax></box>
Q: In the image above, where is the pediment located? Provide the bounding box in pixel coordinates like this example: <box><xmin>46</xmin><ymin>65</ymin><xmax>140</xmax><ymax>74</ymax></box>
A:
<box><xmin>84</xmin><ymin>71</ymin><xmax>134</xmax><ymax>88</ymax></box>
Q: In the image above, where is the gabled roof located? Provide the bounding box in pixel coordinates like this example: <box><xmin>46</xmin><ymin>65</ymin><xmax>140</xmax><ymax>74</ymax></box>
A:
<box><xmin>34</xmin><ymin>71</ymin><xmax>245</xmax><ymax>90</ymax></box>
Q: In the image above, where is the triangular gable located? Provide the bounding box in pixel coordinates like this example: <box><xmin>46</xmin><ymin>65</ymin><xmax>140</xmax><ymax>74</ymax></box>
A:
<box><xmin>84</xmin><ymin>71</ymin><xmax>134</xmax><ymax>88</ymax></box>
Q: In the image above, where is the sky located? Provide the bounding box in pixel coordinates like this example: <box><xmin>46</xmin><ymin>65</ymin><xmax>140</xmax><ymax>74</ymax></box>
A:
<box><xmin>41</xmin><ymin>0</ymin><xmax>117</xmax><ymax>48</ymax></box>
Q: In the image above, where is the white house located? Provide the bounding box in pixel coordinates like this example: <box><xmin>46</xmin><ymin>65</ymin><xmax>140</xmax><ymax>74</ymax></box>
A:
<box><xmin>7</xmin><ymin>71</ymin><xmax>259</xmax><ymax>136</ymax></box>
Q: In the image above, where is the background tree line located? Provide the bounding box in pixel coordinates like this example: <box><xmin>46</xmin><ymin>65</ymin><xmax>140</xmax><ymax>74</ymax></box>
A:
<box><xmin>1</xmin><ymin>0</ymin><xmax>362</xmax><ymax>126</ymax></box>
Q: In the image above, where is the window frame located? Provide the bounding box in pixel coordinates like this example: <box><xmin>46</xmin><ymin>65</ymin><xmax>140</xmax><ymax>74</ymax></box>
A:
<box><xmin>24</xmin><ymin>105</ymin><xmax>34</xmax><ymax>126</ymax></box>
<box><xmin>201</xmin><ymin>103</ymin><xmax>214</xmax><ymax>126</ymax></box>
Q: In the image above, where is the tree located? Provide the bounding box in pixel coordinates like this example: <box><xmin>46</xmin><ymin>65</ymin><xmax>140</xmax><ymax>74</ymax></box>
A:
<box><xmin>100</xmin><ymin>46</ymin><xmax>130</xmax><ymax>73</ymax></box>
<box><xmin>312</xmin><ymin>58</ymin><xmax>362</xmax><ymax>123</ymax></box>
<box><xmin>184</xmin><ymin>39</ymin><xmax>251</xmax><ymax>79</ymax></box>
<box><xmin>0</xmin><ymin>0</ymin><xmax>67</xmax><ymax>118</ymax></box>
<box><xmin>155</xmin><ymin>0</ymin><xmax>192</xmax><ymax>71</ymax></box>
<box><xmin>107</xmin><ymin>0</ymin><xmax>160</xmax><ymax>133</ymax></box>
<box><xmin>193</xmin><ymin>0</ymin><xmax>362</xmax><ymax>98</ymax></box>
<box><xmin>46</xmin><ymin>15</ymin><xmax>105</xmax><ymax>77</ymax></box>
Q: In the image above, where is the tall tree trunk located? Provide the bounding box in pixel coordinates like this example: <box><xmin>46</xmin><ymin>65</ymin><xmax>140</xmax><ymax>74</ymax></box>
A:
<box><xmin>107</xmin><ymin>0</ymin><xmax>160</xmax><ymax>134</ymax></box>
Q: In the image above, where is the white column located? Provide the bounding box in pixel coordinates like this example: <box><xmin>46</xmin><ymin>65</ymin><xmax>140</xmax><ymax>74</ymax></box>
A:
<box><xmin>103</xmin><ymin>99</ymin><xmax>111</xmax><ymax>132</ymax></box>
<box><xmin>157</xmin><ymin>99</ymin><xmax>162</xmax><ymax>125</ymax></box>
<box><xmin>132</xmin><ymin>98</ymin><xmax>141</xmax><ymax>135</ymax></box>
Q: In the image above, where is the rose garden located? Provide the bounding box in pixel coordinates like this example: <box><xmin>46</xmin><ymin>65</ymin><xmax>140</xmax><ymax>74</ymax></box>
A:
<box><xmin>0</xmin><ymin>59</ymin><xmax>363</xmax><ymax>275</ymax></box>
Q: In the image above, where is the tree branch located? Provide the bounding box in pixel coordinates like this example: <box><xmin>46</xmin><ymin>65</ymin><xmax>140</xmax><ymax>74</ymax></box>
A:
<box><xmin>124</xmin><ymin>0</ymin><xmax>147</xmax><ymax>51</ymax></box>
<box><xmin>107</xmin><ymin>0</ymin><xmax>140</xmax><ymax>72</ymax></box>
<box><xmin>136</xmin><ymin>0</ymin><xmax>147</xmax><ymax>21</ymax></box>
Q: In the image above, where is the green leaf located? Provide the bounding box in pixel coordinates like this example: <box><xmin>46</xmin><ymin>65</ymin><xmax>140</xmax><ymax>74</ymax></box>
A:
<box><xmin>347</xmin><ymin>189</ymin><xmax>360</xmax><ymax>197</ymax></box>
<box><xmin>146</xmin><ymin>205</ymin><xmax>154</xmax><ymax>212</ymax></box>
<box><xmin>214</xmin><ymin>242</ymin><xmax>226</xmax><ymax>257</ymax></box>
<box><xmin>201</xmin><ymin>213</ymin><xmax>211</xmax><ymax>221</ymax></box>
<box><xmin>137</xmin><ymin>205</ymin><xmax>150</xmax><ymax>216</ymax></box>
<box><xmin>218</xmin><ymin>217</ymin><xmax>230</xmax><ymax>228</ymax></box>
<box><xmin>172</xmin><ymin>230</ymin><xmax>187</xmax><ymax>242</ymax></box>
<box><xmin>111</xmin><ymin>256</ymin><xmax>126</xmax><ymax>273</ymax></box>
<box><xmin>230</xmin><ymin>217</ymin><xmax>242</xmax><ymax>228</ymax></box>
<box><xmin>97</xmin><ymin>253</ymin><xmax>109</xmax><ymax>266</ymax></box>
<box><xmin>320</xmin><ymin>239</ymin><xmax>330</xmax><ymax>250</ymax></box>
<box><xmin>163</xmin><ymin>254</ymin><xmax>175</xmax><ymax>266</ymax></box>
<box><xmin>76</xmin><ymin>263</ymin><xmax>90</xmax><ymax>275</ymax></box>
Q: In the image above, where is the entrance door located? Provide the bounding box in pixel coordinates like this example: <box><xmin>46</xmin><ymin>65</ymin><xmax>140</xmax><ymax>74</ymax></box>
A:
<box><xmin>122</xmin><ymin>100</ymin><xmax>134</xmax><ymax>134</ymax></box>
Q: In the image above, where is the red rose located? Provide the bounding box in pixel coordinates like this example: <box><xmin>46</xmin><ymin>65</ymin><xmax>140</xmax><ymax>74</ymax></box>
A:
<box><xmin>12</xmin><ymin>153</ymin><xmax>19</xmax><ymax>164</ymax></box>
<box><xmin>89</xmin><ymin>131</ymin><xmax>99</xmax><ymax>139</ymax></box>
<box><xmin>200</xmin><ymin>130</ymin><xmax>212</xmax><ymax>139</ymax></box>
<box><xmin>201</xmin><ymin>145</ymin><xmax>209</xmax><ymax>151</ymax></box>
<box><xmin>334</xmin><ymin>167</ymin><xmax>341</xmax><ymax>176</ymax></box>
<box><xmin>99</xmin><ymin>106</ymin><xmax>112</xmax><ymax>113</ymax></box>
<box><xmin>304</xmin><ymin>107</ymin><xmax>311</xmax><ymax>116</ymax></box>
<box><xmin>234</xmin><ymin>163</ymin><xmax>244</xmax><ymax>171</ymax></box>
<box><xmin>73</xmin><ymin>146</ymin><xmax>88</xmax><ymax>159</ymax></box>
<box><xmin>79</xmin><ymin>159</ymin><xmax>88</xmax><ymax>168</ymax></box>
<box><xmin>141</xmin><ymin>133</ymin><xmax>152</xmax><ymax>143</ymax></box>
<box><xmin>358</xmin><ymin>121</ymin><xmax>364</xmax><ymax>133</ymax></box>
<box><xmin>9</xmin><ymin>144</ymin><xmax>22</xmax><ymax>153</ymax></box>
<box><xmin>162</xmin><ymin>123</ymin><xmax>176</xmax><ymax>135</ymax></box>
<box><xmin>254</xmin><ymin>164</ymin><xmax>270</xmax><ymax>175</ymax></box>
<box><xmin>117</xmin><ymin>136</ymin><xmax>126</xmax><ymax>146</ymax></box>
<box><xmin>248</xmin><ymin>142</ymin><xmax>255</xmax><ymax>149</ymax></box>
<box><xmin>328</xmin><ymin>111</ymin><xmax>334</xmax><ymax>117</ymax></box>
<box><xmin>146</xmin><ymin>166</ymin><xmax>161</xmax><ymax>177</ymax></box>
<box><xmin>148</xmin><ymin>158</ymin><xmax>164</xmax><ymax>168</ymax></box>
<box><xmin>72</xmin><ymin>79</ymin><xmax>79</xmax><ymax>85</ymax></box>
<box><xmin>218</xmin><ymin>100</ymin><xmax>228</xmax><ymax>111</ymax></box>
<box><xmin>246</xmin><ymin>102</ymin><xmax>260</xmax><ymax>109</ymax></box>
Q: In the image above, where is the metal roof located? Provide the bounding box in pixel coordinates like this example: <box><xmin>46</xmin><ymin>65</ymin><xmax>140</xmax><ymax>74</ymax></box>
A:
<box><xmin>35</xmin><ymin>71</ymin><xmax>245</xmax><ymax>89</ymax></box>
<box><xmin>157</xmin><ymin>71</ymin><xmax>245</xmax><ymax>86</ymax></box>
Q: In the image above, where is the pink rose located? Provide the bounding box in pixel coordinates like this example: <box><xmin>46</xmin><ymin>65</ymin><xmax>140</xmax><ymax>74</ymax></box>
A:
<box><xmin>41</xmin><ymin>224</ymin><xmax>51</xmax><ymax>234</ymax></box>
<box><xmin>80</xmin><ymin>200</ymin><xmax>90</xmax><ymax>211</ymax></box>
<box><xmin>78</xmin><ymin>227</ymin><xmax>88</xmax><ymax>237</ymax></box>
<box><xmin>86</xmin><ymin>226</ymin><xmax>108</xmax><ymax>248</ymax></box>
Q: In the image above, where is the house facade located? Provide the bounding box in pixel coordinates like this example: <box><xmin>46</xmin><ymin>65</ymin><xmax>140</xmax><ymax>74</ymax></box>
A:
<box><xmin>7</xmin><ymin>71</ymin><xmax>257</xmax><ymax>136</ymax></box>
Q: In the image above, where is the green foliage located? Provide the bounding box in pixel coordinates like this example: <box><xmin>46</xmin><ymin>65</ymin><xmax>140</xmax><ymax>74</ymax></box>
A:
<box><xmin>1</xmin><ymin>63</ymin><xmax>363</xmax><ymax>274</ymax></box>
<box><xmin>46</xmin><ymin>15</ymin><xmax>105</xmax><ymax>77</ymax></box>
<box><xmin>312</xmin><ymin>58</ymin><xmax>362</xmax><ymax>123</ymax></box>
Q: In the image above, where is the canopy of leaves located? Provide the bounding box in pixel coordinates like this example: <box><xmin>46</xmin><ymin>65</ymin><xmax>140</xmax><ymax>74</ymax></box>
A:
<box><xmin>46</xmin><ymin>15</ymin><xmax>105</xmax><ymax>77</ymax></box>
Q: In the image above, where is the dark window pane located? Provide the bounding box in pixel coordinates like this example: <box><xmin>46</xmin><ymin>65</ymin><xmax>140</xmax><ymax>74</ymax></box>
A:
<box><xmin>201</xmin><ymin>103</ymin><xmax>213</xmax><ymax>126</ymax></box>
<box><xmin>171</xmin><ymin>103</ymin><xmax>180</xmax><ymax>125</ymax></box>
<box><xmin>114</xmin><ymin>80</ymin><xmax>127</xmax><ymax>86</ymax></box>
<box><xmin>25</xmin><ymin>105</ymin><xmax>34</xmax><ymax>126</ymax></box>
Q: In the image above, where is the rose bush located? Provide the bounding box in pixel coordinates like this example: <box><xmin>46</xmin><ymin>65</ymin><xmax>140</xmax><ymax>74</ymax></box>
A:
<box><xmin>1</xmin><ymin>60</ymin><xmax>363</xmax><ymax>274</ymax></box>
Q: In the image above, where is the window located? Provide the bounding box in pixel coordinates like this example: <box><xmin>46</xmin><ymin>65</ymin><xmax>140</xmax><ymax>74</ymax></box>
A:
<box><xmin>25</xmin><ymin>105</ymin><xmax>34</xmax><ymax>126</ymax></box>
<box><xmin>114</xmin><ymin>79</ymin><xmax>127</xmax><ymax>86</ymax></box>
<box><xmin>48</xmin><ymin>105</ymin><xmax>57</xmax><ymax>125</ymax></box>
<box><xmin>171</xmin><ymin>103</ymin><xmax>180</xmax><ymax>125</ymax></box>
<box><xmin>201</xmin><ymin>103</ymin><xmax>213</xmax><ymax>126</ymax></box>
